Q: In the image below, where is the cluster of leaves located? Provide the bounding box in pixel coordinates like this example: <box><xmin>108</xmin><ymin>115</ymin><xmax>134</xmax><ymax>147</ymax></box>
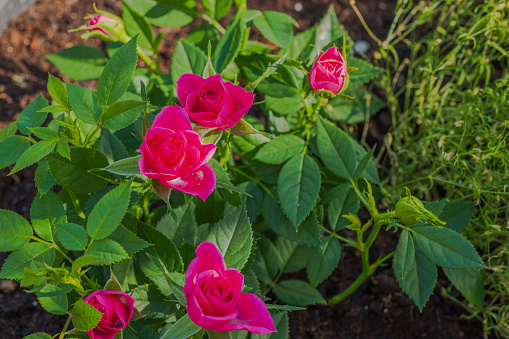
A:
<box><xmin>0</xmin><ymin>0</ymin><xmax>488</xmax><ymax>338</ymax></box>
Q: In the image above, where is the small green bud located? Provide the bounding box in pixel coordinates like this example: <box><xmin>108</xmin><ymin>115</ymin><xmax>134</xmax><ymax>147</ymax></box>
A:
<box><xmin>395</xmin><ymin>196</ymin><xmax>425</xmax><ymax>225</ymax></box>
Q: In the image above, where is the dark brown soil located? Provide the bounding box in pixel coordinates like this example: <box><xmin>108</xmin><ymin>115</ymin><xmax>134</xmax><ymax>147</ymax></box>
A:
<box><xmin>0</xmin><ymin>0</ymin><xmax>484</xmax><ymax>338</ymax></box>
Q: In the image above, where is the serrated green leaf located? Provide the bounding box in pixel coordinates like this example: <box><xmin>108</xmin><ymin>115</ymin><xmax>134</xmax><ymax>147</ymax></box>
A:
<box><xmin>251</xmin><ymin>236</ymin><xmax>283</xmax><ymax>285</ymax></box>
<box><xmin>439</xmin><ymin>201</ymin><xmax>475</xmax><ymax>234</ymax></box>
<box><xmin>72</xmin><ymin>254</ymin><xmax>104</xmax><ymax>271</ymax></box>
<box><xmin>98</xmin><ymin>129</ymin><xmax>130</xmax><ymax>163</ymax></box>
<box><xmin>22</xmin><ymin>333</ymin><xmax>53</xmax><ymax>339</ymax></box>
<box><xmin>71</xmin><ymin>300</ymin><xmax>104</xmax><ymax>332</ymax></box>
<box><xmin>288</xmin><ymin>26</ymin><xmax>317</xmax><ymax>62</ymax></box>
<box><xmin>56</xmin><ymin>138</ymin><xmax>71</xmax><ymax>159</ymax></box>
<box><xmin>327</xmin><ymin>185</ymin><xmax>359</xmax><ymax>231</ymax></box>
<box><xmin>347</xmin><ymin>57</ymin><xmax>385</xmax><ymax>88</ymax></box>
<box><xmin>394</xmin><ymin>246</ymin><xmax>437</xmax><ymax>311</ymax></box>
<box><xmin>66</xmin><ymin>82</ymin><xmax>101</xmax><ymax>124</ymax></box>
<box><xmin>144</xmin><ymin>253</ymin><xmax>187</xmax><ymax>306</ymax></box>
<box><xmin>202</xmin><ymin>0</ymin><xmax>233</xmax><ymax>20</ymax></box>
<box><xmin>0</xmin><ymin>122</ymin><xmax>18</xmax><ymax>142</ymax></box>
<box><xmin>0</xmin><ymin>242</ymin><xmax>55</xmax><ymax>279</ymax></box>
<box><xmin>138</xmin><ymin>221</ymin><xmax>183</xmax><ymax>273</ymax></box>
<box><xmin>195</xmin><ymin>190</ymin><xmax>225</xmax><ymax>225</ymax></box>
<box><xmin>102</xmin><ymin>156</ymin><xmax>141</xmax><ymax>176</ymax></box>
<box><xmin>316</xmin><ymin>116</ymin><xmax>356</xmax><ymax>179</ymax></box>
<box><xmin>101</xmin><ymin>100</ymin><xmax>146</xmax><ymax>130</ymax></box>
<box><xmin>394</xmin><ymin>230</ymin><xmax>415</xmax><ymax>277</ymax></box>
<box><xmin>47</xmin><ymin>73</ymin><xmax>69</xmax><ymax>110</ymax></box>
<box><xmin>47</xmin><ymin>148</ymin><xmax>110</xmax><ymax>193</ymax></box>
<box><xmin>352</xmin><ymin>139</ymin><xmax>380</xmax><ymax>184</ymax></box>
<box><xmin>307</xmin><ymin>236</ymin><xmax>341</xmax><ymax>287</ymax></box>
<box><xmin>0</xmin><ymin>209</ymin><xmax>33</xmax><ymax>251</ymax></box>
<box><xmin>131</xmin><ymin>284</ymin><xmax>177</xmax><ymax>318</ymax></box>
<box><xmin>56</xmin><ymin>223</ymin><xmax>88</xmax><ymax>251</ymax></box>
<box><xmin>251</xmin><ymin>311</ymin><xmax>288</xmax><ymax>339</ymax></box>
<box><xmin>155</xmin><ymin>203</ymin><xmax>198</xmax><ymax>248</ymax></box>
<box><xmin>46</xmin><ymin>45</ymin><xmax>108</xmax><ymax>81</ymax></box>
<box><xmin>278</xmin><ymin>154</ymin><xmax>321</xmax><ymax>228</ymax></box>
<box><xmin>0</xmin><ymin>136</ymin><xmax>30</xmax><ymax>170</ymax></box>
<box><xmin>254</xmin><ymin>135</ymin><xmax>304</xmax><ymax>165</ymax></box>
<box><xmin>125</xmin><ymin>0</ymin><xmax>196</xmax><ymax>28</ymax></box>
<box><xmin>411</xmin><ymin>226</ymin><xmax>485</xmax><ymax>270</ymax></box>
<box><xmin>10</xmin><ymin>140</ymin><xmax>57</xmax><ymax>174</ymax></box>
<box><xmin>123</xmin><ymin>1</ymin><xmax>154</xmax><ymax>51</ymax></box>
<box><xmin>273</xmin><ymin>279</ymin><xmax>326</xmax><ymax>306</ymax></box>
<box><xmin>36</xmin><ymin>284</ymin><xmax>68</xmax><ymax>315</ymax></box>
<box><xmin>31</xmin><ymin>191</ymin><xmax>66</xmax><ymax>241</ymax></box>
<box><xmin>315</xmin><ymin>6</ymin><xmax>350</xmax><ymax>50</ymax></box>
<box><xmin>171</xmin><ymin>40</ymin><xmax>207</xmax><ymax>84</ymax></box>
<box><xmin>444</xmin><ymin>268</ymin><xmax>485</xmax><ymax>307</ymax></box>
<box><xmin>17</xmin><ymin>95</ymin><xmax>49</xmax><ymax>135</ymax></box>
<box><xmin>87</xmin><ymin>239</ymin><xmax>129</xmax><ymax>265</ymax></box>
<box><xmin>326</xmin><ymin>89</ymin><xmax>385</xmax><ymax>124</ymax></box>
<box><xmin>97</xmin><ymin>35</ymin><xmax>139</xmax><ymax>107</ymax></box>
<box><xmin>206</xmin><ymin>203</ymin><xmax>253</xmax><ymax>271</ymax></box>
<box><xmin>87</xmin><ymin>181</ymin><xmax>131</xmax><ymax>241</ymax></box>
<box><xmin>29</xmin><ymin>127</ymin><xmax>59</xmax><ymax>141</ymax></box>
<box><xmin>214</xmin><ymin>17</ymin><xmax>246</xmax><ymax>73</ymax></box>
<box><xmin>160</xmin><ymin>314</ymin><xmax>201</xmax><ymax>339</ymax></box>
<box><xmin>35</xmin><ymin>160</ymin><xmax>57</xmax><ymax>196</ymax></box>
<box><xmin>108</xmin><ymin>225</ymin><xmax>151</xmax><ymax>256</ymax></box>
<box><xmin>253</xmin><ymin>11</ymin><xmax>297</xmax><ymax>48</ymax></box>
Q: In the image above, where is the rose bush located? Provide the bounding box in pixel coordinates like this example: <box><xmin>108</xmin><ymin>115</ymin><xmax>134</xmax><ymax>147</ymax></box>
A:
<box><xmin>139</xmin><ymin>105</ymin><xmax>217</xmax><ymax>201</ymax></box>
<box><xmin>177</xmin><ymin>74</ymin><xmax>254</xmax><ymax>130</ymax></box>
<box><xmin>309</xmin><ymin>46</ymin><xmax>348</xmax><ymax>94</ymax></box>
<box><xmin>185</xmin><ymin>242</ymin><xmax>277</xmax><ymax>334</ymax></box>
<box><xmin>84</xmin><ymin>290</ymin><xmax>135</xmax><ymax>339</ymax></box>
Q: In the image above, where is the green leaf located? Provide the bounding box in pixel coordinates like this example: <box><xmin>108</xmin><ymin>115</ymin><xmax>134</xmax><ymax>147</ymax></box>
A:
<box><xmin>56</xmin><ymin>138</ymin><xmax>71</xmax><ymax>160</ymax></box>
<box><xmin>251</xmin><ymin>311</ymin><xmax>288</xmax><ymax>339</ymax></box>
<box><xmin>443</xmin><ymin>268</ymin><xmax>485</xmax><ymax>307</ymax></box>
<box><xmin>131</xmin><ymin>284</ymin><xmax>178</xmax><ymax>318</ymax></box>
<box><xmin>327</xmin><ymin>185</ymin><xmax>359</xmax><ymax>231</ymax></box>
<box><xmin>10</xmin><ymin>140</ymin><xmax>57</xmax><ymax>174</ymax></box>
<box><xmin>411</xmin><ymin>226</ymin><xmax>485</xmax><ymax>270</ymax></box>
<box><xmin>144</xmin><ymin>253</ymin><xmax>187</xmax><ymax>306</ymax></box>
<box><xmin>46</xmin><ymin>45</ymin><xmax>108</xmax><ymax>81</ymax></box>
<box><xmin>273</xmin><ymin>279</ymin><xmax>326</xmax><ymax>306</ymax></box>
<box><xmin>307</xmin><ymin>236</ymin><xmax>341</xmax><ymax>287</ymax></box>
<box><xmin>87</xmin><ymin>239</ymin><xmax>129</xmax><ymax>265</ymax></box>
<box><xmin>195</xmin><ymin>190</ymin><xmax>225</xmax><ymax>225</ymax></box>
<box><xmin>244</xmin><ymin>54</ymin><xmax>287</xmax><ymax>93</ymax></box>
<box><xmin>47</xmin><ymin>148</ymin><xmax>110</xmax><ymax>193</ymax></box>
<box><xmin>155</xmin><ymin>203</ymin><xmax>198</xmax><ymax>248</ymax></box>
<box><xmin>22</xmin><ymin>333</ymin><xmax>53</xmax><ymax>339</ymax></box>
<box><xmin>108</xmin><ymin>225</ymin><xmax>151</xmax><ymax>256</ymax></box>
<box><xmin>17</xmin><ymin>95</ymin><xmax>48</xmax><ymax>135</ymax></box>
<box><xmin>56</xmin><ymin>223</ymin><xmax>88</xmax><ymax>251</ymax></box>
<box><xmin>0</xmin><ymin>122</ymin><xmax>18</xmax><ymax>142</ymax></box>
<box><xmin>66</xmin><ymin>82</ymin><xmax>102</xmax><ymax>124</ymax></box>
<box><xmin>202</xmin><ymin>0</ymin><xmax>233</xmax><ymax>20</ymax></box>
<box><xmin>30</xmin><ymin>191</ymin><xmax>66</xmax><ymax>241</ymax></box>
<box><xmin>35</xmin><ymin>160</ymin><xmax>57</xmax><ymax>196</ymax></box>
<box><xmin>326</xmin><ymin>89</ymin><xmax>385</xmax><ymax>124</ymax></box>
<box><xmin>316</xmin><ymin>116</ymin><xmax>356</xmax><ymax>179</ymax></box>
<box><xmin>138</xmin><ymin>221</ymin><xmax>183</xmax><ymax>272</ymax></box>
<box><xmin>72</xmin><ymin>254</ymin><xmax>105</xmax><ymax>271</ymax></box>
<box><xmin>278</xmin><ymin>154</ymin><xmax>321</xmax><ymax>227</ymax></box>
<box><xmin>394</xmin><ymin>246</ymin><xmax>437</xmax><ymax>311</ymax></box>
<box><xmin>123</xmin><ymin>2</ymin><xmax>154</xmax><ymax>51</ymax></box>
<box><xmin>263</xmin><ymin>195</ymin><xmax>322</xmax><ymax>247</ymax></box>
<box><xmin>208</xmin><ymin>159</ymin><xmax>246</xmax><ymax>194</ymax></box>
<box><xmin>352</xmin><ymin>140</ymin><xmax>380</xmax><ymax>184</ymax></box>
<box><xmin>253</xmin><ymin>11</ymin><xmax>298</xmax><ymax>48</ymax></box>
<box><xmin>160</xmin><ymin>314</ymin><xmax>201</xmax><ymax>339</ymax></box>
<box><xmin>125</xmin><ymin>0</ymin><xmax>196</xmax><ymax>28</ymax></box>
<box><xmin>87</xmin><ymin>181</ymin><xmax>132</xmax><ymax>241</ymax></box>
<box><xmin>439</xmin><ymin>201</ymin><xmax>475</xmax><ymax>234</ymax></box>
<box><xmin>29</xmin><ymin>127</ymin><xmax>59</xmax><ymax>141</ymax></box>
<box><xmin>265</xmin><ymin>94</ymin><xmax>303</xmax><ymax>117</ymax></box>
<box><xmin>71</xmin><ymin>300</ymin><xmax>104</xmax><ymax>332</ymax></box>
<box><xmin>171</xmin><ymin>40</ymin><xmax>207</xmax><ymax>84</ymax></box>
<box><xmin>0</xmin><ymin>242</ymin><xmax>55</xmax><ymax>279</ymax></box>
<box><xmin>36</xmin><ymin>284</ymin><xmax>68</xmax><ymax>315</ymax></box>
<box><xmin>103</xmin><ymin>156</ymin><xmax>142</xmax><ymax>175</ymax></box>
<box><xmin>394</xmin><ymin>230</ymin><xmax>415</xmax><ymax>277</ymax></box>
<box><xmin>347</xmin><ymin>57</ymin><xmax>385</xmax><ymax>88</ymax></box>
<box><xmin>0</xmin><ymin>209</ymin><xmax>33</xmax><ymax>251</ymax></box>
<box><xmin>207</xmin><ymin>203</ymin><xmax>253</xmax><ymax>271</ymax></box>
<box><xmin>214</xmin><ymin>17</ymin><xmax>246</xmax><ymax>73</ymax></box>
<box><xmin>315</xmin><ymin>6</ymin><xmax>349</xmax><ymax>50</ymax></box>
<box><xmin>0</xmin><ymin>136</ymin><xmax>30</xmax><ymax>170</ymax></box>
<box><xmin>98</xmin><ymin>129</ymin><xmax>130</xmax><ymax>163</ymax></box>
<box><xmin>352</xmin><ymin>146</ymin><xmax>376</xmax><ymax>181</ymax></box>
<box><xmin>251</xmin><ymin>236</ymin><xmax>283</xmax><ymax>285</ymax></box>
<box><xmin>288</xmin><ymin>26</ymin><xmax>317</xmax><ymax>62</ymax></box>
<box><xmin>47</xmin><ymin>73</ymin><xmax>69</xmax><ymax>110</ymax></box>
<box><xmin>97</xmin><ymin>35</ymin><xmax>139</xmax><ymax>107</ymax></box>
<box><xmin>254</xmin><ymin>135</ymin><xmax>304</xmax><ymax>165</ymax></box>
<box><xmin>101</xmin><ymin>100</ymin><xmax>146</xmax><ymax>130</ymax></box>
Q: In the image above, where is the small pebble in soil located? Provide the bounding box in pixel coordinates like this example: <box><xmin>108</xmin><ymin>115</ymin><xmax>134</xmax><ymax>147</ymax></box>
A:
<box><xmin>354</xmin><ymin>40</ymin><xmax>370</xmax><ymax>54</ymax></box>
<box><xmin>0</xmin><ymin>279</ymin><xmax>18</xmax><ymax>294</ymax></box>
<box><xmin>294</xmin><ymin>2</ymin><xmax>302</xmax><ymax>12</ymax></box>
<box><xmin>384</xmin><ymin>308</ymin><xmax>389</xmax><ymax>314</ymax></box>
<box><xmin>32</xmin><ymin>301</ymin><xmax>38</xmax><ymax>307</ymax></box>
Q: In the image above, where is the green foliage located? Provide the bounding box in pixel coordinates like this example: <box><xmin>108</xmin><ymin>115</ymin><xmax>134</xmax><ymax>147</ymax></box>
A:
<box><xmin>253</xmin><ymin>11</ymin><xmax>297</xmax><ymax>48</ymax></box>
<box><xmin>71</xmin><ymin>300</ymin><xmax>104</xmax><ymax>331</ymax></box>
<box><xmin>31</xmin><ymin>191</ymin><xmax>66</xmax><ymax>241</ymax></box>
<box><xmin>307</xmin><ymin>236</ymin><xmax>341</xmax><ymax>287</ymax></box>
<box><xmin>160</xmin><ymin>314</ymin><xmax>201</xmax><ymax>339</ymax></box>
<box><xmin>273</xmin><ymin>280</ymin><xmax>326</xmax><ymax>306</ymax></box>
<box><xmin>214</xmin><ymin>17</ymin><xmax>246</xmax><ymax>73</ymax></box>
<box><xmin>56</xmin><ymin>223</ymin><xmax>88</xmax><ymax>251</ymax></box>
<box><xmin>0</xmin><ymin>242</ymin><xmax>55</xmax><ymax>279</ymax></box>
<box><xmin>16</xmin><ymin>95</ymin><xmax>48</xmax><ymax>135</ymax></box>
<box><xmin>0</xmin><ymin>209</ymin><xmax>33</xmax><ymax>251</ymax></box>
<box><xmin>171</xmin><ymin>40</ymin><xmax>207</xmax><ymax>84</ymax></box>
<box><xmin>66</xmin><ymin>82</ymin><xmax>102</xmax><ymax>124</ymax></box>
<box><xmin>36</xmin><ymin>284</ymin><xmax>68</xmax><ymax>315</ymax></box>
<box><xmin>46</xmin><ymin>45</ymin><xmax>108</xmax><ymax>81</ymax></box>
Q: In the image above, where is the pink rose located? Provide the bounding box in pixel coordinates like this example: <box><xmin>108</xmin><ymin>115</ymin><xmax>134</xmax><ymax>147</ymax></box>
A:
<box><xmin>138</xmin><ymin>105</ymin><xmax>217</xmax><ymax>201</ymax></box>
<box><xmin>184</xmin><ymin>242</ymin><xmax>277</xmax><ymax>334</ymax></box>
<box><xmin>176</xmin><ymin>74</ymin><xmax>254</xmax><ymax>130</ymax></box>
<box><xmin>87</xmin><ymin>15</ymin><xmax>117</xmax><ymax>37</ymax></box>
<box><xmin>309</xmin><ymin>46</ymin><xmax>347</xmax><ymax>94</ymax></box>
<box><xmin>84</xmin><ymin>290</ymin><xmax>135</xmax><ymax>339</ymax></box>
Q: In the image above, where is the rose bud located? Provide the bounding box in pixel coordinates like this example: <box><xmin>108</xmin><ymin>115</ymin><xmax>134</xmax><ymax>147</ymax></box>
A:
<box><xmin>84</xmin><ymin>290</ymin><xmax>135</xmax><ymax>339</ymax></box>
<box><xmin>87</xmin><ymin>14</ymin><xmax>118</xmax><ymax>37</ymax></box>
<box><xmin>70</xmin><ymin>5</ymin><xmax>129</xmax><ymax>43</ymax></box>
<box><xmin>185</xmin><ymin>242</ymin><xmax>277</xmax><ymax>334</ymax></box>
<box><xmin>309</xmin><ymin>46</ymin><xmax>348</xmax><ymax>95</ymax></box>
<box><xmin>138</xmin><ymin>105</ymin><xmax>217</xmax><ymax>201</ymax></box>
<box><xmin>176</xmin><ymin>74</ymin><xmax>254</xmax><ymax>130</ymax></box>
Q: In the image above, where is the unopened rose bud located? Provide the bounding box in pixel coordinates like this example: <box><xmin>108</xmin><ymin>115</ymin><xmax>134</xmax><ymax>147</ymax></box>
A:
<box><xmin>395</xmin><ymin>196</ymin><xmax>425</xmax><ymax>225</ymax></box>
<box><xmin>70</xmin><ymin>6</ymin><xmax>129</xmax><ymax>43</ymax></box>
<box><xmin>87</xmin><ymin>14</ymin><xmax>117</xmax><ymax>37</ymax></box>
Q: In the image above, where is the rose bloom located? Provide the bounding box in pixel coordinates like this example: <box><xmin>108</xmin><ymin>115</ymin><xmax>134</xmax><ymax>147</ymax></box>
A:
<box><xmin>184</xmin><ymin>242</ymin><xmax>277</xmax><ymax>334</ymax></box>
<box><xmin>84</xmin><ymin>290</ymin><xmax>135</xmax><ymax>339</ymax></box>
<box><xmin>138</xmin><ymin>105</ymin><xmax>216</xmax><ymax>201</ymax></box>
<box><xmin>176</xmin><ymin>74</ymin><xmax>254</xmax><ymax>130</ymax></box>
<box><xmin>309</xmin><ymin>46</ymin><xmax>347</xmax><ymax>94</ymax></box>
<box><xmin>87</xmin><ymin>14</ymin><xmax>117</xmax><ymax>37</ymax></box>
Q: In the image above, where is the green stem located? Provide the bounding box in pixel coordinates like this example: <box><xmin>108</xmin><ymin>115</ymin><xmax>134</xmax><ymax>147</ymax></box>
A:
<box><xmin>230</xmin><ymin>167</ymin><xmax>277</xmax><ymax>200</ymax></box>
<box><xmin>59</xmin><ymin>314</ymin><xmax>72</xmax><ymax>339</ymax></box>
<box><xmin>200</xmin><ymin>13</ymin><xmax>226</xmax><ymax>34</ymax></box>
<box><xmin>83</xmin><ymin>124</ymin><xmax>102</xmax><ymax>148</ymax></box>
<box><xmin>137</xmin><ymin>48</ymin><xmax>162</xmax><ymax>75</ymax></box>
<box><xmin>328</xmin><ymin>271</ymin><xmax>369</xmax><ymax>306</ymax></box>
<box><xmin>68</xmin><ymin>190</ymin><xmax>85</xmax><ymax>219</ymax></box>
<box><xmin>318</xmin><ymin>224</ymin><xmax>359</xmax><ymax>249</ymax></box>
<box><xmin>206</xmin><ymin>330</ymin><xmax>232</xmax><ymax>339</ymax></box>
